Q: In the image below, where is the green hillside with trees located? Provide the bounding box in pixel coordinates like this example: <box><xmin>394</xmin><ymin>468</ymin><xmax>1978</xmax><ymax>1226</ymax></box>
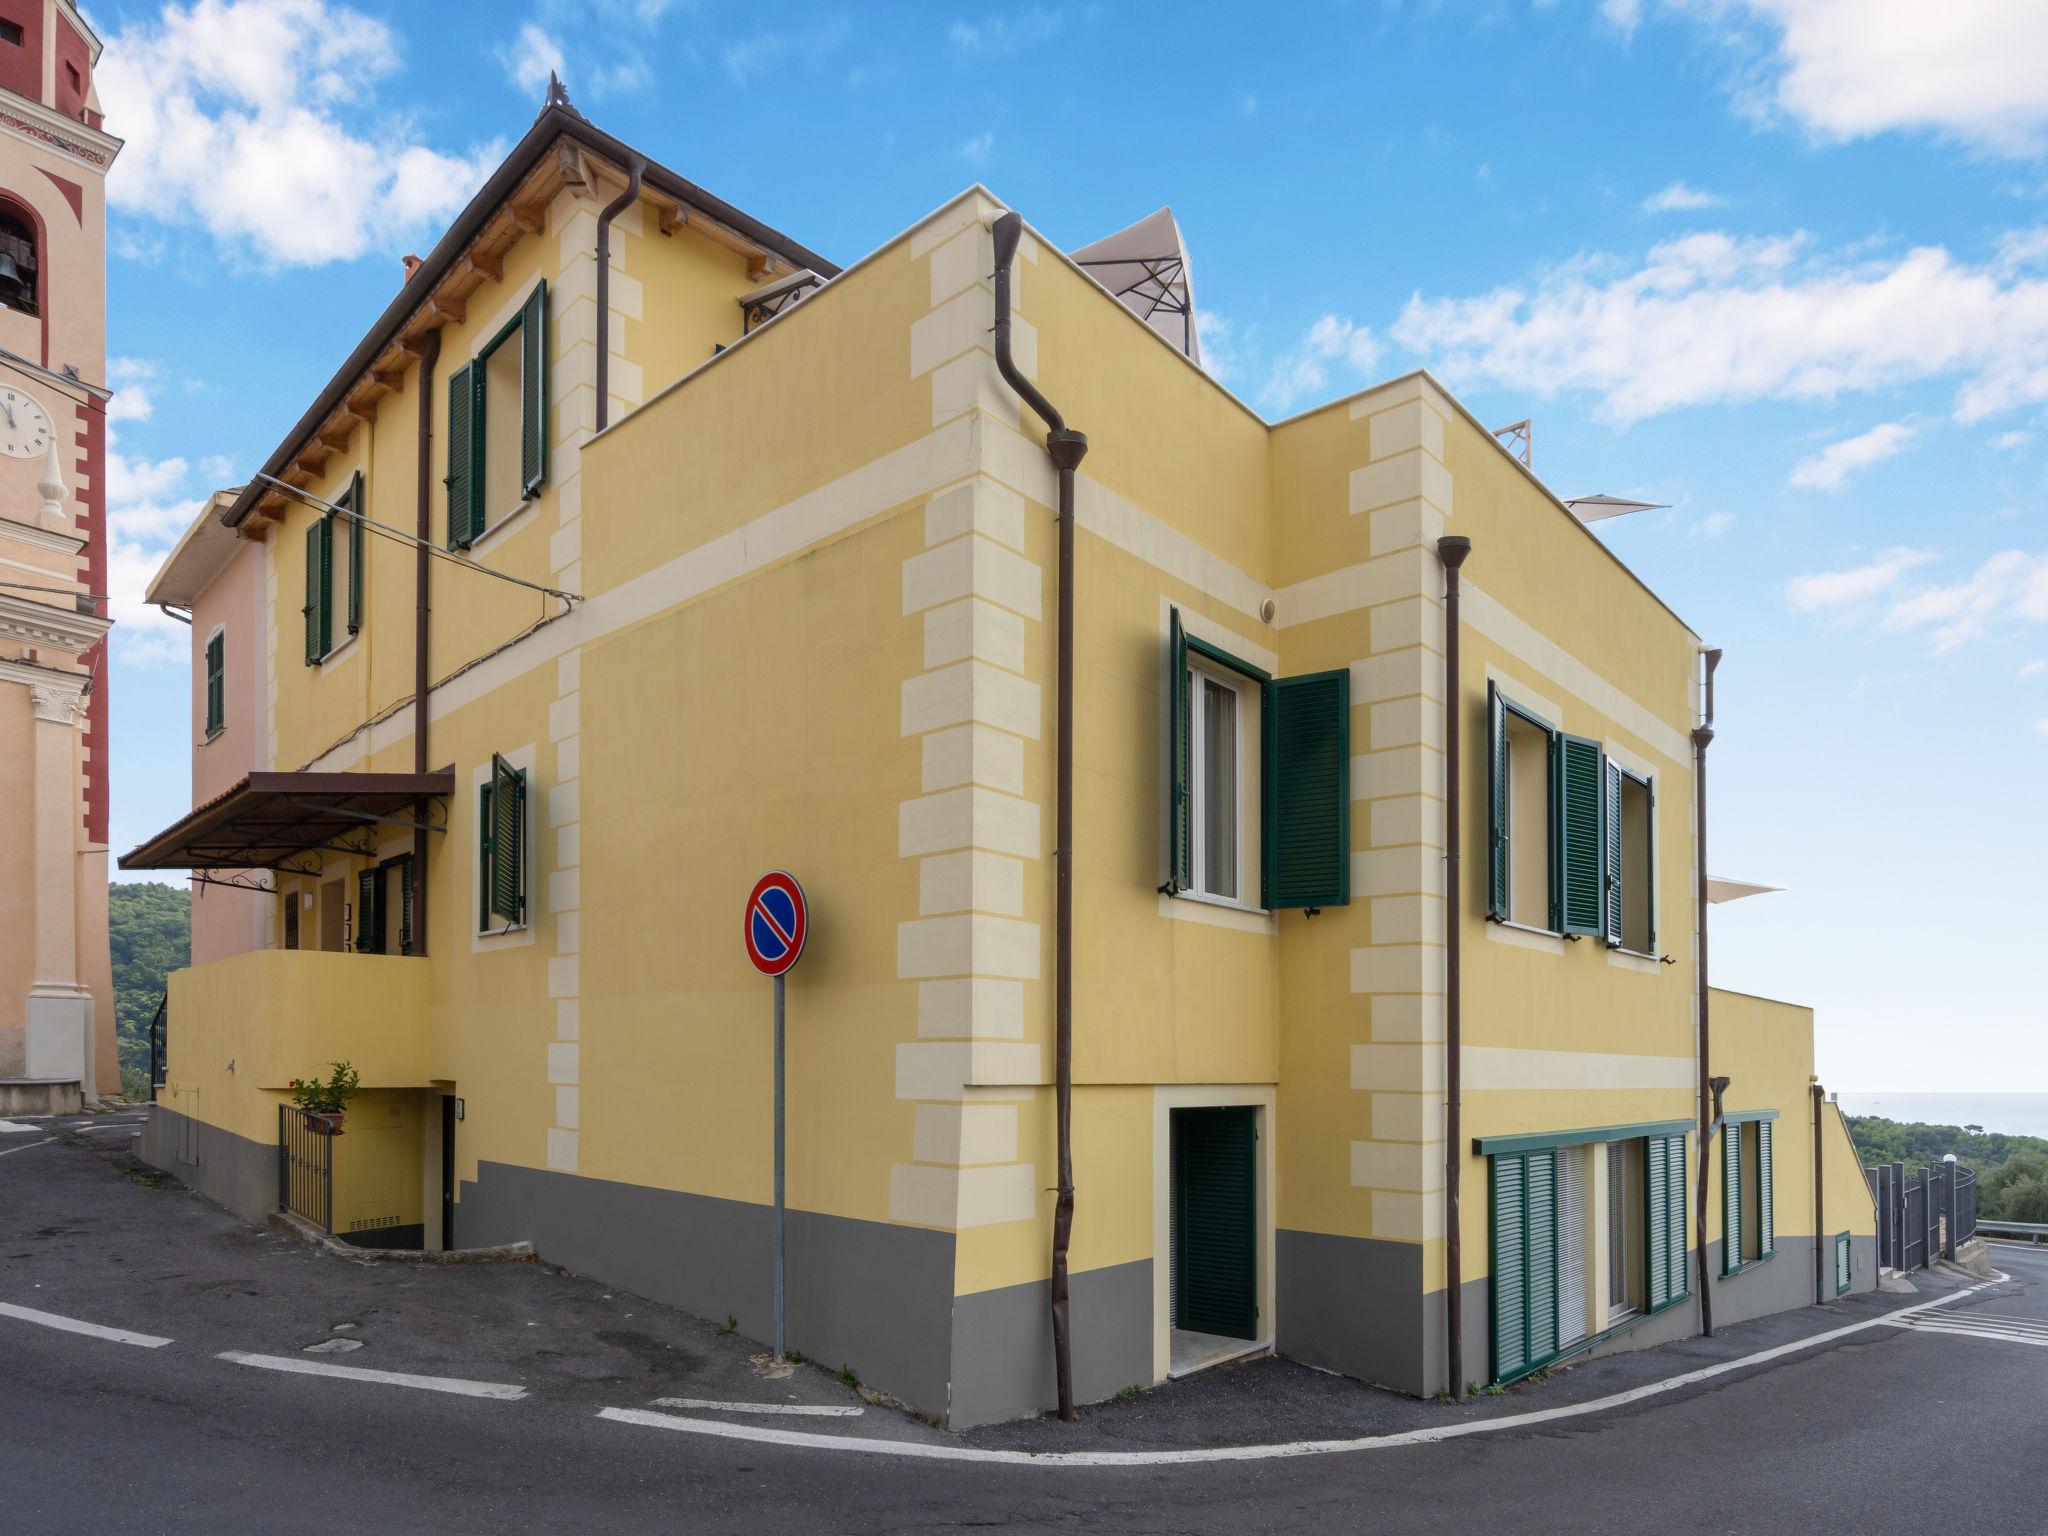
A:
<box><xmin>1847</xmin><ymin>1115</ymin><xmax>2048</xmax><ymax>1224</ymax></box>
<box><xmin>110</xmin><ymin>882</ymin><xmax>189</xmax><ymax>1100</ymax></box>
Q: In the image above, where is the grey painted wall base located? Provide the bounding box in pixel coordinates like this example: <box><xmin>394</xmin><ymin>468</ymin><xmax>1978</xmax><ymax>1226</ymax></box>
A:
<box><xmin>138</xmin><ymin>1102</ymin><xmax>276</xmax><ymax>1225</ymax></box>
<box><xmin>1276</xmin><ymin>1229</ymin><xmax>1430</xmax><ymax>1394</ymax></box>
<box><xmin>949</xmin><ymin>1259</ymin><xmax>1152</xmax><ymax>1428</ymax></box>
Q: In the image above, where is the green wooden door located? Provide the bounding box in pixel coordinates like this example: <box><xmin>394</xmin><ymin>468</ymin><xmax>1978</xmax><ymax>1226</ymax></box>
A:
<box><xmin>1173</xmin><ymin>1107</ymin><xmax>1258</xmax><ymax>1340</ymax></box>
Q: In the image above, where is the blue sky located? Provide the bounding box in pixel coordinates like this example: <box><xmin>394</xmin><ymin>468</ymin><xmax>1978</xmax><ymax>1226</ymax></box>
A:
<box><xmin>91</xmin><ymin>0</ymin><xmax>2048</xmax><ymax>1095</ymax></box>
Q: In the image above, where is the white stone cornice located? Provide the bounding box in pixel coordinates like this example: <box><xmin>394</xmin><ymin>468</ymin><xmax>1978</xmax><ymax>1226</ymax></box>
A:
<box><xmin>0</xmin><ymin>590</ymin><xmax>111</xmax><ymax>653</ymax></box>
<box><xmin>0</xmin><ymin>514</ymin><xmax>86</xmax><ymax>556</ymax></box>
<box><xmin>0</xmin><ymin>93</ymin><xmax>122</xmax><ymax>171</ymax></box>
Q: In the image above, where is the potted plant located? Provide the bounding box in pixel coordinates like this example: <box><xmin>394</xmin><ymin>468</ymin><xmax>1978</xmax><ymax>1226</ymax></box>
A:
<box><xmin>288</xmin><ymin>1061</ymin><xmax>361</xmax><ymax>1134</ymax></box>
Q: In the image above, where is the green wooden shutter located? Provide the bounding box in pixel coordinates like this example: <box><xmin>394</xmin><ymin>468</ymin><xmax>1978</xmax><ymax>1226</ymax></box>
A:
<box><xmin>1486</xmin><ymin>681</ymin><xmax>1509</xmax><ymax>918</ymax></box>
<box><xmin>489</xmin><ymin>753</ymin><xmax>525</xmax><ymax>926</ymax></box>
<box><xmin>446</xmin><ymin>363</ymin><xmax>477</xmax><ymax>548</ymax></box>
<box><xmin>302</xmin><ymin>517</ymin><xmax>331</xmax><ymax>663</ymax></box>
<box><xmin>1171</xmin><ymin>1107</ymin><xmax>1258</xmax><ymax>1339</ymax></box>
<box><xmin>204</xmin><ymin>632</ymin><xmax>224</xmax><ymax>735</ymax></box>
<box><xmin>1646</xmin><ymin>1135</ymin><xmax>1672</xmax><ymax>1310</ymax></box>
<box><xmin>1525</xmin><ymin>1148</ymin><xmax>1559</xmax><ymax>1366</ymax></box>
<box><xmin>1724</xmin><ymin>1123</ymin><xmax>1744</xmax><ymax>1274</ymax></box>
<box><xmin>345</xmin><ymin>471</ymin><xmax>364</xmax><ymax>635</ymax></box>
<box><xmin>1834</xmin><ymin>1233</ymin><xmax>1851</xmax><ymax>1294</ymax></box>
<box><xmin>1602</xmin><ymin>757</ymin><xmax>1624</xmax><ymax>946</ymax></box>
<box><xmin>396</xmin><ymin>855</ymin><xmax>415</xmax><ymax>955</ymax></box>
<box><xmin>1666</xmin><ymin>1135</ymin><xmax>1689</xmax><ymax>1298</ymax></box>
<box><xmin>1556</xmin><ymin>733</ymin><xmax>1604</xmax><ymax>935</ymax></box>
<box><xmin>477</xmin><ymin>783</ymin><xmax>494</xmax><ymax>932</ymax></box>
<box><xmin>520</xmin><ymin>280</ymin><xmax>548</xmax><ymax>497</ymax></box>
<box><xmin>1641</xmin><ymin>775</ymin><xmax>1656</xmax><ymax>952</ymax></box>
<box><xmin>1758</xmin><ymin>1120</ymin><xmax>1775</xmax><ymax>1258</ymax></box>
<box><xmin>1167</xmin><ymin>608</ymin><xmax>1191</xmax><ymax>893</ymax></box>
<box><xmin>356</xmin><ymin>867</ymin><xmax>381</xmax><ymax>955</ymax></box>
<box><xmin>1490</xmin><ymin>1153</ymin><xmax>1528</xmax><ymax>1381</ymax></box>
<box><xmin>1263</xmin><ymin>668</ymin><xmax>1350</xmax><ymax>908</ymax></box>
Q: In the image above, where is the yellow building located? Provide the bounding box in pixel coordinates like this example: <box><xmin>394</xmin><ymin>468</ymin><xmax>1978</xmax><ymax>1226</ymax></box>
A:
<box><xmin>129</xmin><ymin>92</ymin><xmax>1873</xmax><ymax>1426</ymax></box>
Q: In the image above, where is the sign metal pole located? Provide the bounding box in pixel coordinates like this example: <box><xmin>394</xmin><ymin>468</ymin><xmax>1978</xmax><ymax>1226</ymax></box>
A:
<box><xmin>773</xmin><ymin>970</ymin><xmax>786</xmax><ymax>1361</ymax></box>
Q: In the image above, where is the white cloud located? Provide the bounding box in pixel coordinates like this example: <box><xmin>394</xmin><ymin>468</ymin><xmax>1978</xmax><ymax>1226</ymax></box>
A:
<box><xmin>1265</xmin><ymin>315</ymin><xmax>1381</xmax><ymax>414</ymax></box>
<box><xmin>2020</xmin><ymin>659</ymin><xmax>2047</xmax><ymax>679</ymax></box>
<box><xmin>199</xmin><ymin>453</ymin><xmax>238</xmax><ymax>483</ymax></box>
<box><xmin>99</xmin><ymin>0</ymin><xmax>502</xmax><ymax>268</ymax></box>
<box><xmin>2036</xmin><ymin>719</ymin><xmax>2048</xmax><ymax>739</ymax></box>
<box><xmin>947</xmin><ymin>9</ymin><xmax>1061</xmax><ymax>55</ymax></box>
<box><xmin>1642</xmin><ymin>181</ymin><xmax>1724</xmax><ymax>213</ymax></box>
<box><xmin>723</xmin><ymin>17</ymin><xmax>850</xmax><ymax>84</ymax></box>
<box><xmin>1992</xmin><ymin>429</ymin><xmax>2033</xmax><ymax>451</ymax></box>
<box><xmin>1240</xmin><ymin>94</ymin><xmax>1258</xmax><ymax>118</ymax></box>
<box><xmin>1783</xmin><ymin>546</ymin><xmax>1934</xmax><ymax>613</ymax></box>
<box><xmin>1601</xmin><ymin>0</ymin><xmax>1642</xmax><ymax>30</ymax></box>
<box><xmin>957</xmin><ymin>132</ymin><xmax>994</xmax><ymax>167</ymax></box>
<box><xmin>1688</xmin><ymin>510</ymin><xmax>1736</xmax><ymax>540</ymax></box>
<box><xmin>1649</xmin><ymin>0</ymin><xmax>2048</xmax><ymax>157</ymax></box>
<box><xmin>107</xmin><ymin>357</ymin><xmax>157</xmax><ymax>423</ymax></box>
<box><xmin>498</xmin><ymin>22</ymin><xmax>564</xmax><ymax>94</ymax></box>
<box><xmin>1788</xmin><ymin>420</ymin><xmax>1916</xmax><ymax>491</ymax></box>
<box><xmin>1393</xmin><ymin>228</ymin><xmax>2048</xmax><ymax>425</ymax></box>
<box><xmin>1881</xmin><ymin>549</ymin><xmax>2048</xmax><ymax>652</ymax></box>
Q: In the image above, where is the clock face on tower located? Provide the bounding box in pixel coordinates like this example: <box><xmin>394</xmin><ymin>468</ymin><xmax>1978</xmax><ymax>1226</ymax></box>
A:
<box><xmin>0</xmin><ymin>387</ymin><xmax>54</xmax><ymax>459</ymax></box>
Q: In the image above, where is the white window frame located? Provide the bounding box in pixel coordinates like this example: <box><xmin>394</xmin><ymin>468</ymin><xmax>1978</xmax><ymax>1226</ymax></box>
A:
<box><xmin>1187</xmin><ymin>658</ymin><xmax>1247</xmax><ymax>907</ymax></box>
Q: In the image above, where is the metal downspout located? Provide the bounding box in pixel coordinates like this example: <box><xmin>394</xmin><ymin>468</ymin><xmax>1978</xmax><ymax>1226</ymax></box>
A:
<box><xmin>594</xmin><ymin>159</ymin><xmax>645</xmax><ymax>434</ymax></box>
<box><xmin>1436</xmin><ymin>535</ymin><xmax>1471</xmax><ymax>1399</ymax></box>
<box><xmin>411</xmin><ymin>328</ymin><xmax>442</xmax><ymax>955</ymax></box>
<box><xmin>1813</xmin><ymin>1083</ymin><xmax>1826</xmax><ymax>1304</ymax></box>
<box><xmin>1693</xmin><ymin>647</ymin><xmax>1722</xmax><ymax>1334</ymax></box>
<box><xmin>992</xmin><ymin>210</ymin><xmax>1088</xmax><ymax>1422</ymax></box>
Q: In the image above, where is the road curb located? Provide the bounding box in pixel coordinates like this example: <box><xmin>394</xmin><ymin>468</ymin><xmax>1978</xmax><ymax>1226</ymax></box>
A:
<box><xmin>268</xmin><ymin>1211</ymin><xmax>535</xmax><ymax>1266</ymax></box>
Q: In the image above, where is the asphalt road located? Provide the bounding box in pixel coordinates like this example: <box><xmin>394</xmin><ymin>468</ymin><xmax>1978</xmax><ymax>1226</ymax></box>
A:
<box><xmin>5</xmin><ymin>1114</ymin><xmax>2044</xmax><ymax>1534</ymax></box>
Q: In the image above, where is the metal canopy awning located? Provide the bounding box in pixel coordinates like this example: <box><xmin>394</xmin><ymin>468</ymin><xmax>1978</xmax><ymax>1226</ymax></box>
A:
<box><xmin>118</xmin><ymin>770</ymin><xmax>455</xmax><ymax>875</ymax></box>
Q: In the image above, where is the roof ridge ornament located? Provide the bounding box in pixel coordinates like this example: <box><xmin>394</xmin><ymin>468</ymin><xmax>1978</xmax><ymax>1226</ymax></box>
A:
<box><xmin>541</xmin><ymin>71</ymin><xmax>583</xmax><ymax>122</ymax></box>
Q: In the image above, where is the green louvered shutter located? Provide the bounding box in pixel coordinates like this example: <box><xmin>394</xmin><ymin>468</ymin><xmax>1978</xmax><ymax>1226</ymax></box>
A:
<box><xmin>1167</xmin><ymin>608</ymin><xmax>1191</xmax><ymax>893</ymax></box>
<box><xmin>1486</xmin><ymin>681</ymin><xmax>1509</xmax><ymax>918</ymax></box>
<box><xmin>356</xmin><ymin>868</ymin><xmax>381</xmax><ymax>954</ymax></box>
<box><xmin>1525</xmin><ymin>1148</ymin><xmax>1559</xmax><ymax>1366</ymax></box>
<box><xmin>1556</xmin><ymin>734</ymin><xmax>1604</xmax><ymax>935</ymax></box>
<box><xmin>1641</xmin><ymin>776</ymin><xmax>1657</xmax><ymax>951</ymax></box>
<box><xmin>1602</xmin><ymin>758</ymin><xmax>1624</xmax><ymax>946</ymax></box>
<box><xmin>303</xmin><ymin>517</ymin><xmax>331</xmax><ymax>663</ymax></box>
<box><xmin>1758</xmin><ymin>1120</ymin><xmax>1775</xmax><ymax>1258</ymax></box>
<box><xmin>520</xmin><ymin>280</ymin><xmax>548</xmax><ymax>497</ymax></box>
<box><xmin>1491</xmin><ymin>1153</ymin><xmax>1528</xmax><ymax>1381</ymax></box>
<box><xmin>1724</xmin><ymin>1124</ymin><xmax>1744</xmax><ymax>1274</ymax></box>
<box><xmin>446</xmin><ymin>363</ymin><xmax>477</xmax><ymax>548</ymax></box>
<box><xmin>1646</xmin><ymin>1135</ymin><xmax>1673</xmax><ymax>1310</ymax></box>
<box><xmin>1666</xmin><ymin>1136</ymin><xmax>1689</xmax><ymax>1297</ymax></box>
<box><xmin>1263</xmin><ymin>669</ymin><xmax>1350</xmax><ymax>908</ymax></box>
<box><xmin>1835</xmin><ymin>1233</ymin><xmax>1850</xmax><ymax>1294</ymax></box>
<box><xmin>345</xmin><ymin>471</ymin><xmax>365</xmax><ymax>635</ymax></box>
<box><xmin>204</xmin><ymin>631</ymin><xmax>224</xmax><ymax>735</ymax></box>
<box><xmin>1171</xmin><ymin>1107</ymin><xmax>1258</xmax><ymax>1339</ymax></box>
<box><xmin>488</xmin><ymin>753</ymin><xmax>525</xmax><ymax>926</ymax></box>
<box><xmin>396</xmin><ymin>855</ymin><xmax>414</xmax><ymax>955</ymax></box>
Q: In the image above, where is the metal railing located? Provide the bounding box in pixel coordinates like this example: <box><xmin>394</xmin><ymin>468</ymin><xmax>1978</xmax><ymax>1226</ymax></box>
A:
<box><xmin>147</xmin><ymin>993</ymin><xmax>168</xmax><ymax>1099</ymax></box>
<box><xmin>278</xmin><ymin>1104</ymin><xmax>335</xmax><ymax>1234</ymax></box>
<box><xmin>1976</xmin><ymin>1219</ymin><xmax>2047</xmax><ymax>1242</ymax></box>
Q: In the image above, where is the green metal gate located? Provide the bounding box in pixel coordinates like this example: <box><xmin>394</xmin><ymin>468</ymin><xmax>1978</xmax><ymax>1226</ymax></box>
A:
<box><xmin>1172</xmin><ymin>1107</ymin><xmax>1258</xmax><ymax>1340</ymax></box>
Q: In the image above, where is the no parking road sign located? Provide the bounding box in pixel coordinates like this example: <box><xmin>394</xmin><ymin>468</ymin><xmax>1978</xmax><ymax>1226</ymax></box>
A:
<box><xmin>743</xmin><ymin>871</ymin><xmax>807</xmax><ymax>977</ymax></box>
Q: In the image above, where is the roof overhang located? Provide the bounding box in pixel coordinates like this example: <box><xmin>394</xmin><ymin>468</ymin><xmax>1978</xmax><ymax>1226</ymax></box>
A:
<box><xmin>222</xmin><ymin>104</ymin><xmax>837</xmax><ymax>536</ymax></box>
<box><xmin>144</xmin><ymin>489</ymin><xmax>245</xmax><ymax>608</ymax></box>
<box><xmin>119</xmin><ymin>770</ymin><xmax>455</xmax><ymax>873</ymax></box>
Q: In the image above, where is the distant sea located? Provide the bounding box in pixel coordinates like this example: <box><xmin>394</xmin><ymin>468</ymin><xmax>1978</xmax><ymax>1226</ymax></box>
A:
<box><xmin>1836</xmin><ymin>1093</ymin><xmax>2048</xmax><ymax>1140</ymax></box>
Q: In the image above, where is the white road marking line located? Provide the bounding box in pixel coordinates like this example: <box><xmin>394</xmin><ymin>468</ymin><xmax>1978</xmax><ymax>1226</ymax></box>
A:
<box><xmin>0</xmin><ymin>1138</ymin><xmax>54</xmax><ymax>1158</ymax></box>
<box><xmin>215</xmin><ymin>1351</ymin><xmax>529</xmax><ymax>1399</ymax></box>
<box><xmin>598</xmin><ymin>1275</ymin><xmax>2011</xmax><ymax>1468</ymax></box>
<box><xmin>651</xmin><ymin>1396</ymin><xmax>865</xmax><ymax>1417</ymax></box>
<box><xmin>0</xmin><ymin>1119</ymin><xmax>40</xmax><ymax>1133</ymax></box>
<box><xmin>0</xmin><ymin>1302</ymin><xmax>174</xmax><ymax>1349</ymax></box>
<box><xmin>1882</xmin><ymin>1316</ymin><xmax>2048</xmax><ymax>1346</ymax></box>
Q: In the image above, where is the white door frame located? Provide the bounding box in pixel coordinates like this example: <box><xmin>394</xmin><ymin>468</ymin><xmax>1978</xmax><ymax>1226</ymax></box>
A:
<box><xmin>1152</xmin><ymin>1084</ymin><xmax>1277</xmax><ymax>1382</ymax></box>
